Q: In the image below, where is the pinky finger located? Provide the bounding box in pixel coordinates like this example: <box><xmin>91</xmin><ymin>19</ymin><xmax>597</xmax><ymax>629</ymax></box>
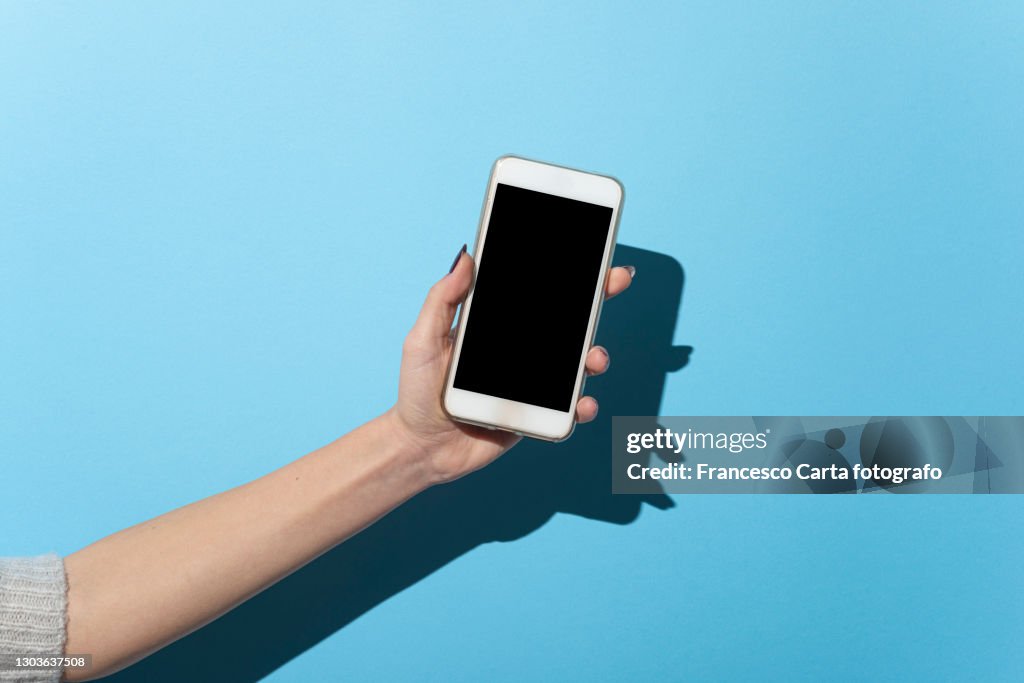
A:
<box><xmin>576</xmin><ymin>396</ymin><xmax>599</xmax><ymax>424</ymax></box>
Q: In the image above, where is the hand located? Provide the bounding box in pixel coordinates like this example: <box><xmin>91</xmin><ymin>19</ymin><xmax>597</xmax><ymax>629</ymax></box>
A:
<box><xmin>385</xmin><ymin>245</ymin><xmax>634</xmax><ymax>485</ymax></box>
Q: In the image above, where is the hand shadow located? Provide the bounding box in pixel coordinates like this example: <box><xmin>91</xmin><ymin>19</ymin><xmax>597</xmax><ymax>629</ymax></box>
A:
<box><xmin>108</xmin><ymin>245</ymin><xmax>692</xmax><ymax>682</ymax></box>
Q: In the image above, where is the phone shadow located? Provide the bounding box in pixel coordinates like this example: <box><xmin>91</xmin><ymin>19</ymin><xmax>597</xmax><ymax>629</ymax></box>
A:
<box><xmin>107</xmin><ymin>245</ymin><xmax>692</xmax><ymax>682</ymax></box>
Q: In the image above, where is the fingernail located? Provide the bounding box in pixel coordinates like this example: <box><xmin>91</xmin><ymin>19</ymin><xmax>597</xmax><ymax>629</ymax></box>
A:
<box><xmin>595</xmin><ymin>345</ymin><xmax>610</xmax><ymax>369</ymax></box>
<box><xmin>448</xmin><ymin>244</ymin><xmax>467</xmax><ymax>274</ymax></box>
<box><xmin>623</xmin><ymin>265</ymin><xmax>636</xmax><ymax>279</ymax></box>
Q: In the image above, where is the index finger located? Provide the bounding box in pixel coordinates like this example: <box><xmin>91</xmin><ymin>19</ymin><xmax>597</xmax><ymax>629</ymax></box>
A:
<box><xmin>605</xmin><ymin>266</ymin><xmax>635</xmax><ymax>299</ymax></box>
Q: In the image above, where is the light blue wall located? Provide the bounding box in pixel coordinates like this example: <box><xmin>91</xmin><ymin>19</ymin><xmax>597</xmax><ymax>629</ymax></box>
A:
<box><xmin>2</xmin><ymin>2</ymin><xmax>1022</xmax><ymax>680</ymax></box>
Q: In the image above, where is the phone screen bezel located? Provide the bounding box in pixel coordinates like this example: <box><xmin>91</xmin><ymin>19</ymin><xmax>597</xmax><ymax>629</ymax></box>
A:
<box><xmin>442</xmin><ymin>156</ymin><xmax>623</xmax><ymax>441</ymax></box>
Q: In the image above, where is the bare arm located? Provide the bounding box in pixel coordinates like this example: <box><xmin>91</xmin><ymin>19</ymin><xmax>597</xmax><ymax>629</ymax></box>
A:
<box><xmin>63</xmin><ymin>411</ymin><xmax>432</xmax><ymax>679</ymax></box>
<box><xmin>64</xmin><ymin>251</ymin><xmax>633</xmax><ymax>680</ymax></box>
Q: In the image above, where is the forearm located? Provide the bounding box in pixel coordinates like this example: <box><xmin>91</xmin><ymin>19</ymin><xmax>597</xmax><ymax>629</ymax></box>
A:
<box><xmin>63</xmin><ymin>410</ymin><xmax>432</xmax><ymax>681</ymax></box>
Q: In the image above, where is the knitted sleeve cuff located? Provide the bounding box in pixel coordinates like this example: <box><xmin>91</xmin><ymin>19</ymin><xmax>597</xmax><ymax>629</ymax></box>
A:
<box><xmin>0</xmin><ymin>555</ymin><xmax>68</xmax><ymax>683</ymax></box>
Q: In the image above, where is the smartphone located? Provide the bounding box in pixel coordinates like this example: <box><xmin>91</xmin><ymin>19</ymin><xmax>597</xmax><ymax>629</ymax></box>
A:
<box><xmin>442</xmin><ymin>156</ymin><xmax>623</xmax><ymax>441</ymax></box>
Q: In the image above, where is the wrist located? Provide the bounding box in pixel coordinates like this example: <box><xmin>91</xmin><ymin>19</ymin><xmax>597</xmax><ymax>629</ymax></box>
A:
<box><xmin>377</xmin><ymin>408</ymin><xmax>446</xmax><ymax>488</ymax></box>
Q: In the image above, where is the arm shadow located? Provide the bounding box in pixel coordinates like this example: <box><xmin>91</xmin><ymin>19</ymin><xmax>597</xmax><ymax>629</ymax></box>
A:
<box><xmin>107</xmin><ymin>245</ymin><xmax>692</xmax><ymax>682</ymax></box>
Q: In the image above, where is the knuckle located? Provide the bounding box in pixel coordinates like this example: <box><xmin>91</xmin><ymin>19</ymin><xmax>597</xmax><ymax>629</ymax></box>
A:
<box><xmin>402</xmin><ymin>332</ymin><xmax>421</xmax><ymax>355</ymax></box>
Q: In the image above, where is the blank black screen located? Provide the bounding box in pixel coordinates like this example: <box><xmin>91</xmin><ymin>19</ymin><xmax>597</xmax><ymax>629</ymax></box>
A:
<box><xmin>453</xmin><ymin>183</ymin><xmax>613</xmax><ymax>412</ymax></box>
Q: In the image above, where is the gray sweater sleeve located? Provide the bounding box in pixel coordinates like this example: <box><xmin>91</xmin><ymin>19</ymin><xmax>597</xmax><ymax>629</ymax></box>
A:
<box><xmin>0</xmin><ymin>555</ymin><xmax>68</xmax><ymax>683</ymax></box>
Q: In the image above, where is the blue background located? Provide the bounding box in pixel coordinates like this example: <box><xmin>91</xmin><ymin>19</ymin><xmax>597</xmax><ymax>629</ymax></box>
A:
<box><xmin>2</xmin><ymin>2</ymin><xmax>1022</xmax><ymax>680</ymax></box>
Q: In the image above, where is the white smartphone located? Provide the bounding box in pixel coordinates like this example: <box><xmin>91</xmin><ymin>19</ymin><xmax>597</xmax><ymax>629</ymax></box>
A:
<box><xmin>442</xmin><ymin>155</ymin><xmax>624</xmax><ymax>441</ymax></box>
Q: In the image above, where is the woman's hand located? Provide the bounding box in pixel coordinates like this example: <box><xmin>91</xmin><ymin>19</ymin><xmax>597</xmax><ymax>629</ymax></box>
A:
<box><xmin>386</xmin><ymin>245</ymin><xmax>634</xmax><ymax>485</ymax></box>
<box><xmin>66</xmin><ymin>244</ymin><xmax>634</xmax><ymax>680</ymax></box>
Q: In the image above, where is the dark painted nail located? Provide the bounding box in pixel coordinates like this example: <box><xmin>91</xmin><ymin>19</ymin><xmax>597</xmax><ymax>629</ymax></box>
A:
<box><xmin>448</xmin><ymin>244</ymin><xmax>467</xmax><ymax>274</ymax></box>
<box><xmin>623</xmin><ymin>265</ymin><xmax>636</xmax><ymax>279</ymax></box>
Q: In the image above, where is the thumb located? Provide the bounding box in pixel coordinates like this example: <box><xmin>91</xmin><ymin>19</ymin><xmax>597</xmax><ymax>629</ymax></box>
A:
<box><xmin>409</xmin><ymin>245</ymin><xmax>473</xmax><ymax>347</ymax></box>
